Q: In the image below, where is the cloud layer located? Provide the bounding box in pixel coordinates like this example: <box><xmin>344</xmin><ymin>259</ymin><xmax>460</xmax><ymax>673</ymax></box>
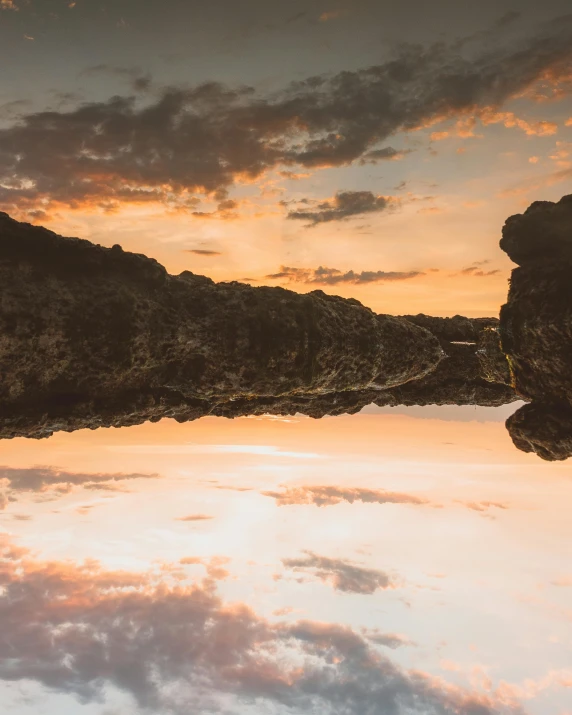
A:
<box><xmin>265</xmin><ymin>266</ymin><xmax>424</xmax><ymax>285</ymax></box>
<box><xmin>2</xmin><ymin>18</ymin><xmax>572</xmax><ymax>213</ymax></box>
<box><xmin>0</xmin><ymin>536</ymin><xmax>523</xmax><ymax>714</ymax></box>
<box><xmin>262</xmin><ymin>485</ymin><xmax>430</xmax><ymax>507</ymax></box>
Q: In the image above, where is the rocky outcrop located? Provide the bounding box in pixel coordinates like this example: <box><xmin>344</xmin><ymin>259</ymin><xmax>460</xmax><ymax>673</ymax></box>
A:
<box><xmin>499</xmin><ymin>194</ymin><xmax>572</xmax><ymax>460</ymax></box>
<box><xmin>500</xmin><ymin>194</ymin><xmax>572</xmax><ymax>267</ymax></box>
<box><xmin>0</xmin><ymin>212</ymin><xmax>518</xmax><ymax>440</ymax></box>
<box><xmin>0</xmin><ymin>341</ymin><xmax>517</xmax><ymax>440</ymax></box>
<box><xmin>0</xmin><ymin>212</ymin><xmax>446</xmax><ymax>429</ymax></box>
<box><xmin>506</xmin><ymin>402</ymin><xmax>572</xmax><ymax>462</ymax></box>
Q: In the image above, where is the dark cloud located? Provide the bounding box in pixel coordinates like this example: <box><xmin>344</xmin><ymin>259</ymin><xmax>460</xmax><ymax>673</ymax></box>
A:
<box><xmin>282</xmin><ymin>551</ymin><xmax>396</xmax><ymax>594</ymax></box>
<box><xmin>0</xmin><ymin>536</ymin><xmax>517</xmax><ymax>714</ymax></box>
<box><xmin>265</xmin><ymin>265</ymin><xmax>424</xmax><ymax>285</ymax></box>
<box><xmin>0</xmin><ymin>465</ymin><xmax>159</xmax><ymax>507</ymax></box>
<box><xmin>286</xmin><ymin>191</ymin><xmax>395</xmax><ymax>225</ymax></box>
<box><xmin>2</xmin><ymin>19</ymin><xmax>572</xmax><ymax>213</ymax></box>
<box><xmin>185</xmin><ymin>249</ymin><xmax>222</xmax><ymax>256</ymax></box>
<box><xmin>262</xmin><ymin>485</ymin><xmax>430</xmax><ymax>507</ymax></box>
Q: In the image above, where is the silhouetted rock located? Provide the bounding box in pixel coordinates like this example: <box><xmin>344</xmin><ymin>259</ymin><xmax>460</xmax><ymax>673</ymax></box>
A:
<box><xmin>0</xmin><ymin>212</ymin><xmax>443</xmax><ymax>431</ymax></box>
<box><xmin>500</xmin><ymin>260</ymin><xmax>572</xmax><ymax>404</ymax></box>
<box><xmin>499</xmin><ymin>195</ymin><xmax>572</xmax><ymax>406</ymax></box>
<box><xmin>499</xmin><ymin>194</ymin><xmax>572</xmax><ymax>460</ymax></box>
<box><xmin>500</xmin><ymin>194</ymin><xmax>572</xmax><ymax>266</ymax></box>
<box><xmin>506</xmin><ymin>402</ymin><xmax>572</xmax><ymax>461</ymax></box>
<box><xmin>0</xmin><ymin>316</ymin><xmax>516</xmax><ymax>440</ymax></box>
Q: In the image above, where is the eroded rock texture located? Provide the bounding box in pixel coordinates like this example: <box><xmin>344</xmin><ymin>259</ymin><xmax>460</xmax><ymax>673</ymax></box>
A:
<box><xmin>506</xmin><ymin>402</ymin><xmax>572</xmax><ymax>462</ymax></box>
<box><xmin>0</xmin><ymin>212</ymin><xmax>446</xmax><ymax>437</ymax></box>
<box><xmin>500</xmin><ymin>194</ymin><xmax>572</xmax><ymax>460</ymax></box>
<box><xmin>0</xmin><ymin>212</ymin><xmax>516</xmax><ymax>440</ymax></box>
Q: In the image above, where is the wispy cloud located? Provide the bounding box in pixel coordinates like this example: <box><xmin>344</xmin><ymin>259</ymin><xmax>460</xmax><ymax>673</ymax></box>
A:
<box><xmin>262</xmin><ymin>485</ymin><xmax>430</xmax><ymax>507</ymax></box>
<box><xmin>0</xmin><ymin>465</ymin><xmax>159</xmax><ymax>508</ymax></box>
<box><xmin>185</xmin><ymin>249</ymin><xmax>222</xmax><ymax>256</ymax></box>
<box><xmin>265</xmin><ymin>266</ymin><xmax>424</xmax><ymax>285</ymax></box>
<box><xmin>458</xmin><ymin>260</ymin><xmax>501</xmax><ymax>277</ymax></box>
<box><xmin>176</xmin><ymin>514</ymin><xmax>214</xmax><ymax>522</ymax></box>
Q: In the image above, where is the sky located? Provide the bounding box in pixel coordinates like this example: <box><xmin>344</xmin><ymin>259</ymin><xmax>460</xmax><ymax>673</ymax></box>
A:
<box><xmin>1</xmin><ymin>0</ymin><xmax>572</xmax><ymax>315</ymax></box>
<box><xmin>1</xmin><ymin>405</ymin><xmax>572</xmax><ymax>714</ymax></box>
<box><xmin>1</xmin><ymin>2</ymin><xmax>572</xmax><ymax>714</ymax></box>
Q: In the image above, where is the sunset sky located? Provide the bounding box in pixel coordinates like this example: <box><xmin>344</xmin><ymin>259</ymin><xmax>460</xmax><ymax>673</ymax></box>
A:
<box><xmin>1</xmin><ymin>406</ymin><xmax>572</xmax><ymax>714</ymax></box>
<box><xmin>1</xmin><ymin>0</ymin><xmax>572</xmax><ymax>315</ymax></box>
<box><xmin>1</xmin><ymin>2</ymin><xmax>572</xmax><ymax>715</ymax></box>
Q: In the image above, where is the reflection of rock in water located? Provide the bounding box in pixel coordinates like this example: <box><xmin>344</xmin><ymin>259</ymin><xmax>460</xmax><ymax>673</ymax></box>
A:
<box><xmin>500</xmin><ymin>194</ymin><xmax>572</xmax><ymax>460</ymax></box>
<box><xmin>506</xmin><ymin>402</ymin><xmax>572</xmax><ymax>462</ymax></box>
<box><xmin>0</xmin><ymin>212</ymin><xmax>516</xmax><ymax>440</ymax></box>
<box><xmin>5</xmin><ymin>194</ymin><xmax>572</xmax><ymax>458</ymax></box>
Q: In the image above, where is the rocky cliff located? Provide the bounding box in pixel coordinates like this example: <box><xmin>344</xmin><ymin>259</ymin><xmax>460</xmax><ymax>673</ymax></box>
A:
<box><xmin>499</xmin><ymin>194</ymin><xmax>572</xmax><ymax>460</ymax></box>
<box><xmin>0</xmin><ymin>212</ymin><xmax>515</xmax><ymax>440</ymax></box>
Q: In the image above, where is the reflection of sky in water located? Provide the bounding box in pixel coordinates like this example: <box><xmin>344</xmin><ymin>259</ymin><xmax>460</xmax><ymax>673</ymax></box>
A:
<box><xmin>1</xmin><ymin>404</ymin><xmax>571</xmax><ymax>714</ymax></box>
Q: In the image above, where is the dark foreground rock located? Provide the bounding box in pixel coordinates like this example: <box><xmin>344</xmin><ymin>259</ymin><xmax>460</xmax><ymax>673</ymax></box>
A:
<box><xmin>0</xmin><ymin>340</ymin><xmax>517</xmax><ymax>440</ymax></box>
<box><xmin>0</xmin><ymin>212</ymin><xmax>516</xmax><ymax>440</ymax></box>
<box><xmin>499</xmin><ymin>194</ymin><xmax>572</xmax><ymax>460</ymax></box>
<box><xmin>0</xmin><ymin>212</ymin><xmax>443</xmax><ymax>406</ymax></box>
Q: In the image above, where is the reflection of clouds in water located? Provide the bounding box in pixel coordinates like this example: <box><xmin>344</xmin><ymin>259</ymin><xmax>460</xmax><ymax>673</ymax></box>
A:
<box><xmin>0</xmin><ymin>465</ymin><xmax>159</xmax><ymax>509</ymax></box>
<box><xmin>282</xmin><ymin>551</ymin><xmax>398</xmax><ymax>594</ymax></box>
<box><xmin>0</xmin><ymin>535</ymin><xmax>523</xmax><ymax>715</ymax></box>
<box><xmin>263</xmin><ymin>484</ymin><xmax>430</xmax><ymax>507</ymax></box>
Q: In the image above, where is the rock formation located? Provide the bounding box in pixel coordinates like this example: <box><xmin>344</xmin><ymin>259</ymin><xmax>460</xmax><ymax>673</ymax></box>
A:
<box><xmin>0</xmin><ymin>212</ymin><xmax>515</xmax><ymax>440</ymax></box>
<box><xmin>499</xmin><ymin>194</ymin><xmax>572</xmax><ymax>460</ymax></box>
<box><xmin>6</xmin><ymin>193</ymin><xmax>572</xmax><ymax>460</ymax></box>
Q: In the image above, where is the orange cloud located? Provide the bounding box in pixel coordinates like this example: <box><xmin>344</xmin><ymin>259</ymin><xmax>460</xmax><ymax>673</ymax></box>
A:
<box><xmin>479</xmin><ymin>108</ymin><xmax>558</xmax><ymax>136</ymax></box>
<box><xmin>0</xmin><ymin>0</ymin><xmax>17</xmax><ymax>9</ymax></box>
<box><xmin>430</xmin><ymin>131</ymin><xmax>450</xmax><ymax>141</ymax></box>
<box><xmin>518</xmin><ymin>67</ymin><xmax>572</xmax><ymax>103</ymax></box>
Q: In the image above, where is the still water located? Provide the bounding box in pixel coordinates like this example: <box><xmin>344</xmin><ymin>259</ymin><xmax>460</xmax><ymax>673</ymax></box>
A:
<box><xmin>0</xmin><ymin>403</ymin><xmax>571</xmax><ymax>714</ymax></box>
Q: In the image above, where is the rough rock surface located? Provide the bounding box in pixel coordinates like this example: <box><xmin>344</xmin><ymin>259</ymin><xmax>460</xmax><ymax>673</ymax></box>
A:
<box><xmin>506</xmin><ymin>402</ymin><xmax>572</xmax><ymax>462</ymax></box>
<box><xmin>0</xmin><ymin>340</ymin><xmax>517</xmax><ymax>440</ymax></box>
<box><xmin>0</xmin><ymin>212</ymin><xmax>519</xmax><ymax>441</ymax></box>
<box><xmin>498</xmin><ymin>194</ymin><xmax>572</xmax><ymax>460</ymax></box>
<box><xmin>402</xmin><ymin>314</ymin><xmax>499</xmax><ymax>346</ymax></box>
<box><xmin>500</xmin><ymin>194</ymin><xmax>572</xmax><ymax>266</ymax></box>
<box><xmin>499</xmin><ymin>195</ymin><xmax>572</xmax><ymax>406</ymax></box>
<box><xmin>0</xmin><ymin>212</ymin><xmax>443</xmax><ymax>427</ymax></box>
